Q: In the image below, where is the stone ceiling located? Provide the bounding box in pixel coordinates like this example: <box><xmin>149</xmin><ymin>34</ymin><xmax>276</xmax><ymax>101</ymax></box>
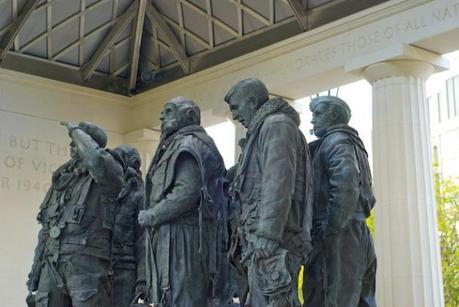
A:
<box><xmin>0</xmin><ymin>0</ymin><xmax>388</xmax><ymax>96</ymax></box>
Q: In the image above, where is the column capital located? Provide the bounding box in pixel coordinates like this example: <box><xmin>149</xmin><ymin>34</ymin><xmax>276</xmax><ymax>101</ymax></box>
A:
<box><xmin>363</xmin><ymin>60</ymin><xmax>435</xmax><ymax>83</ymax></box>
<box><xmin>123</xmin><ymin>128</ymin><xmax>160</xmax><ymax>143</ymax></box>
<box><xmin>345</xmin><ymin>44</ymin><xmax>449</xmax><ymax>83</ymax></box>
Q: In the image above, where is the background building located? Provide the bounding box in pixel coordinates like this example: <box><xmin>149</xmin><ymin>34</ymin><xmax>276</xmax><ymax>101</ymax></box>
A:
<box><xmin>428</xmin><ymin>52</ymin><xmax>459</xmax><ymax>181</ymax></box>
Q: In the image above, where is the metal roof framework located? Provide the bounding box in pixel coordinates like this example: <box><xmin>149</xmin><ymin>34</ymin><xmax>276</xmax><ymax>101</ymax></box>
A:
<box><xmin>0</xmin><ymin>0</ymin><xmax>388</xmax><ymax>96</ymax></box>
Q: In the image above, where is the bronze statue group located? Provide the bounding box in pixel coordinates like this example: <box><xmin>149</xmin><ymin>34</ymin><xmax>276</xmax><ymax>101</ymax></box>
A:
<box><xmin>26</xmin><ymin>78</ymin><xmax>376</xmax><ymax>307</ymax></box>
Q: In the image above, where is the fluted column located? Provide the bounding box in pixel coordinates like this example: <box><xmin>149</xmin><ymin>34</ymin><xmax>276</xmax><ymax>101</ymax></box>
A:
<box><xmin>233</xmin><ymin>121</ymin><xmax>246</xmax><ymax>162</ymax></box>
<box><xmin>123</xmin><ymin>128</ymin><xmax>160</xmax><ymax>175</ymax></box>
<box><xmin>363</xmin><ymin>60</ymin><xmax>444</xmax><ymax>307</ymax></box>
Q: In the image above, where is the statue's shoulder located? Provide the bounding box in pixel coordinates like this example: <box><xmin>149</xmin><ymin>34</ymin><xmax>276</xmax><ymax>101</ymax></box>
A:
<box><xmin>263</xmin><ymin>112</ymin><xmax>295</xmax><ymax>126</ymax></box>
<box><xmin>323</xmin><ymin>129</ymin><xmax>352</xmax><ymax>143</ymax></box>
<box><xmin>259</xmin><ymin>114</ymin><xmax>297</xmax><ymax>139</ymax></box>
<box><xmin>181</xmin><ymin>130</ymin><xmax>218</xmax><ymax>153</ymax></box>
<box><xmin>319</xmin><ymin>130</ymin><xmax>356</xmax><ymax>157</ymax></box>
<box><xmin>169</xmin><ymin>134</ymin><xmax>208</xmax><ymax>164</ymax></box>
<box><xmin>176</xmin><ymin>133</ymin><xmax>202</xmax><ymax>151</ymax></box>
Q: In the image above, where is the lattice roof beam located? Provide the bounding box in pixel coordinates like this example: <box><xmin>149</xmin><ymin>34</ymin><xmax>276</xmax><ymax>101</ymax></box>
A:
<box><xmin>151</xmin><ymin>24</ymin><xmax>160</xmax><ymax>68</ymax></box>
<box><xmin>176</xmin><ymin>1</ymin><xmax>186</xmax><ymax>46</ymax></box>
<box><xmin>78</xmin><ymin>0</ymin><xmax>86</xmax><ymax>65</ymax></box>
<box><xmin>161</xmin><ymin>14</ymin><xmax>210</xmax><ymax>49</ymax></box>
<box><xmin>236</xmin><ymin>0</ymin><xmax>242</xmax><ymax>36</ymax></box>
<box><xmin>146</xmin><ymin>1</ymin><xmax>190</xmax><ymax>74</ymax></box>
<box><xmin>20</xmin><ymin>0</ymin><xmax>111</xmax><ymax>53</ymax></box>
<box><xmin>109</xmin><ymin>0</ymin><xmax>119</xmax><ymax>74</ymax></box>
<box><xmin>180</xmin><ymin>0</ymin><xmax>239</xmax><ymax>37</ymax></box>
<box><xmin>128</xmin><ymin>0</ymin><xmax>147</xmax><ymax>91</ymax></box>
<box><xmin>53</xmin><ymin>20</ymin><xmax>116</xmax><ymax>61</ymax></box>
<box><xmin>287</xmin><ymin>0</ymin><xmax>308</xmax><ymax>31</ymax></box>
<box><xmin>34</xmin><ymin>0</ymin><xmax>58</xmax><ymax>13</ymax></box>
<box><xmin>47</xmin><ymin>0</ymin><xmax>53</xmax><ymax>59</ymax></box>
<box><xmin>269</xmin><ymin>0</ymin><xmax>274</xmax><ymax>24</ymax></box>
<box><xmin>0</xmin><ymin>0</ymin><xmax>41</xmax><ymax>63</ymax></box>
<box><xmin>12</xmin><ymin>0</ymin><xmax>19</xmax><ymax>50</ymax></box>
<box><xmin>206</xmin><ymin>0</ymin><xmax>214</xmax><ymax>47</ymax></box>
<box><xmin>81</xmin><ymin>1</ymin><xmax>138</xmax><ymax>82</ymax></box>
<box><xmin>0</xmin><ymin>25</ymin><xmax>11</xmax><ymax>37</ymax></box>
<box><xmin>229</xmin><ymin>0</ymin><xmax>271</xmax><ymax>26</ymax></box>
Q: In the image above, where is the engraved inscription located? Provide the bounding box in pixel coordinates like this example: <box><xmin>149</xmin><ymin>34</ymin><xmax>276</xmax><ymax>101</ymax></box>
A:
<box><xmin>292</xmin><ymin>2</ymin><xmax>459</xmax><ymax>70</ymax></box>
<box><xmin>0</xmin><ymin>131</ymin><xmax>69</xmax><ymax>194</ymax></box>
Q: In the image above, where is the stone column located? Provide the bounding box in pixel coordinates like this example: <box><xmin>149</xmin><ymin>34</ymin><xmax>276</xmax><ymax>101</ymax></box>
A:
<box><xmin>363</xmin><ymin>60</ymin><xmax>444</xmax><ymax>307</ymax></box>
<box><xmin>233</xmin><ymin>121</ymin><xmax>246</xmax><ymax>163</ymax></box>
<box><xmin>123</xmin><ymin>128</ymin><xmax>160</xmax><ymax>175</ymax></box>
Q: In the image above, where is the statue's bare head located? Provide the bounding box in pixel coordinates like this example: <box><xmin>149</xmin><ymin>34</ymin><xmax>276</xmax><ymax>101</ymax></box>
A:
<box><xmin>160</xmin><ymin>97</ymin><xmax>201</xmax><ymax>137</ymax></box>
<box><xmin>224</xmin><ymin>78</ymin><xmax>269</xmax><ymax>128</ymax></box>
<box><xmin>310</xmin><ymin>96</ymin><xmax>351</xmax><ymax>137</ymax></box>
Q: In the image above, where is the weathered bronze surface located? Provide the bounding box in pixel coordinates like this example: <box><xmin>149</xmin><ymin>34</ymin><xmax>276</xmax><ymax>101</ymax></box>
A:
<box><xmin>139</xmin><ymin>97</ymin><xmax>227</xmax><ymax>306</ymax></box>
<box><xmin>303</xmin><ymin>96</ymin><xmax>377</xmax><ymax>307</ymax></box>
<box><xmin>111</xmin><ymin>144</ymin><xmax>145</xmax><ymax>307</ymax></box>
<box><xmin>225</xmin><ymin>78</ymin><xmax>313</xmax><ymax>307</ymax></box>
<box><xmin>26</xmin><ymin>121</ymin><xmax>124</xmax><ymax>307</ymax></box>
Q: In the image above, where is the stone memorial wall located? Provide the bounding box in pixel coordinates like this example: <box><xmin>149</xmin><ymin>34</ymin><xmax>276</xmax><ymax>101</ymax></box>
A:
<box><xmin>0</xmin><ymin>72</ymin><xmax>126</xmax><ymax>306</ymax></box>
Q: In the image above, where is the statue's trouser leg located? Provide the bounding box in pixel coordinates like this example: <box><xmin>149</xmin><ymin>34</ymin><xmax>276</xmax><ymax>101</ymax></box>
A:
<box><xmin>247</xmin><ymin>253</ymin><xmax>302</xmax><ymax>307</ymax></box>
<box><xmin>112</xmin><ymin>267</ymin><xmax>136</xmax><ymax>307</ymax></box>
<box><xmin>302</xmin><ymin>254</ymin><xmax>324</xmax><ymax>307</ymax></box>
<box><xmin>61</xmin><ymin>254</ymin><xmax>112</xmax><ymax>307</ymax></box>
<box><xmin>286</xmin><ymin>254</ymin><xmax>302</xmax><ymax>307</ymax></box>
<box><xmin>358</xmin><ymin>235</ymin><xmax>377</xmax><ymax>307</ymax></box>
<box><xmin>165</xmin><ymin>223</ymin><xmax>209</xmax><ymax>307</ymax></box>
<box><xmin>35</xmin><ymin>260</ymin><xmax>72</xmax><ymax>307</ymax></box>
<box><xmin>323</xmin><ymin>220</ymin><xmax>376</xmax><ymax>307</ymax></box>
<box><xmin>234</xmin><ymin>268</ymin><xmax>249</xmax><ymax>305</ymax></box>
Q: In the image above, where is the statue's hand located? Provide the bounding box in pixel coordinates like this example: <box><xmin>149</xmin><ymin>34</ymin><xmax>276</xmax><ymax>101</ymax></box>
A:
<box><xmin>26</xmin><ymin>292</ymin><xmax>35</xmax><ymax>307</ymax></box>
<box><xmin>254</xmin><ymin>236</ymin><xmax>279</xmax><ymax>259</ymax></box>
<box><xmin>60</xmin><ymin>121</ymin><xmax>79</xmax><ymax>136</ymax></box>
<box><xmin>138</xmin><ymin>210</ymin><xmax>154</xmax><ymax>227</ymax></box>
<box><xmin>26</xmin><ymin>271</ymin><xmax>38</xmax><ymax>292</ymax></box>
<box><xmin>134</xmin><ymin>282</ymin><xmax>147</xmax><ymax>300</ymax></box>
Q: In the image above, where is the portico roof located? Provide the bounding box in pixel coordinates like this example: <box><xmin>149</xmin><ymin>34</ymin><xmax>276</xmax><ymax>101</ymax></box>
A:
<box><xmin>0</xmin><ymin>0</ymin><xmax>388</xmax><ymax>96</ymax></box>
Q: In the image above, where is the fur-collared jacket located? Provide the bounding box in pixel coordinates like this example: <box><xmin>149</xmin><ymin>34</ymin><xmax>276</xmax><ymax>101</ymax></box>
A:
<box><xmin>232</xmin><ymin>97</ymin><xmax>313</xmax><ymax>258</ymax></box>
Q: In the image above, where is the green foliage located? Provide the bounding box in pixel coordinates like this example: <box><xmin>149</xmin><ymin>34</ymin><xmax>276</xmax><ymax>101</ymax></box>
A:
<box><xmin>366</xmin><ymin>210</ymin><xmax>375</xmax><ymax>235</ymax></box>
<box><xmin>434</xmin><ymin>169</ymin><xmax>459</xmax><ymax>307</ymax></box>
<box><xmin>298</xmin><ymin>265</ymin><xmax>304</xmax><ymax>305</ymax></box>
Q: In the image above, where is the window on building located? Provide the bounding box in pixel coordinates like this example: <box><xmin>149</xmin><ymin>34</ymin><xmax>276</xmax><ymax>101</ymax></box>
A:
<box><xmin>427</xmin><ymin>96</ymin><xmax>432</xmax><ymax>114</ymax></box>
<box><xmin>437</xmin><ymin>92</ymin><xmax>442</xmax><ymax>123</ymax></box>
<box><xmin>427</xmin><ymin>96</ymin><xmax>434</xmax><ymax>130</ymax></box>
<box><xmin>446</xmin><ymin>78</ymin><xmax>456</xmax><ymax>118</ymax></box>
<box><xmin>433</xmin><ymin>145</ymin><xmax>439</xmax><ymax>164</ymax></box>
<box><xmin>454</xmin><ymin>76</ymin><xmax>459</xmax><ymax>117</ymax></box>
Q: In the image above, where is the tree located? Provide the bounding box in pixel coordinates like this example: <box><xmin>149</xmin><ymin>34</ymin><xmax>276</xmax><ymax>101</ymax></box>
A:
<box><xmin>434</xmin><ymin>169</ymin><xmax>459</xmax><ymax>307</ymax></box>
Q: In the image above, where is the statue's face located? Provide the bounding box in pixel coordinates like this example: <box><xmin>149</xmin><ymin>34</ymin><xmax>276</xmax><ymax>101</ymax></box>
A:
<box><xmin>115</xmin><ymin>144</ymin><xmax>141</xmax><ymax>173</ymax></box>
<box><xmin>160</xmin><ymin>102</ymin><xmax>182</xmax><ymax>136</ymax></box>
<box><xmin>126</xmin><ymin>151</ymin><xmax>140</xmax><ymax>170</ymax></box>
<box><xmin>69</xmin><ymin>141</ymin><xmax>79</xmax><ymax>159</ymax></box>
<box><xmin>227</xmin><ymin>91</ymin><xmax>258</xmax><ymax>128</ymax></box>
<box><xmin>311</xmin><ymin>102</ymin><xmax>336</xmax><ymax>137</ymax></box>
